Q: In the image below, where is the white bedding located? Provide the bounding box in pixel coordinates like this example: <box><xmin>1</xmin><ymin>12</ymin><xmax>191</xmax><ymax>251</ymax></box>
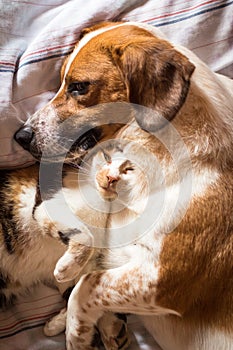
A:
<box><xmin>0</xmin><ymin>0</ymin><xmax>232</xmax><ymax>169</ymax></box>
<box><xmin>0</xmin><ymin>1</ymin><xmax>232</xmax><ymax>349</ymax></box>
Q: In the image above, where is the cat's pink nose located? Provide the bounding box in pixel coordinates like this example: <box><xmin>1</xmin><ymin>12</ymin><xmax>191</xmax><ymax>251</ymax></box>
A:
<box><xmin>107</xmin><ymin>175</ymin><xmax>119</xmax><ymax>184</ymax></box>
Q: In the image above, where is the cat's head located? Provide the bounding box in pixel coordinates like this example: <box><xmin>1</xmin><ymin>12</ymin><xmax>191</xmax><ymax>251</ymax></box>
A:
<box><xmin>91</xmin><ymin>145</ymin><xmax>143</xmax><ymax>202</ymax></box>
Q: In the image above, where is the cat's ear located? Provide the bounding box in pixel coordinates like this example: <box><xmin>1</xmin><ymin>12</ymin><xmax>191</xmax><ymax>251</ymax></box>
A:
<box><xmin>102</xmin><ymin>151</ymin><xmax>111</xmax><ymax>163</ymax></box>
<box><xmin>111</xmin><ymin>35</ymin><xmax>195</xmax><ymax>132</ymax></box>
<box><xmin>92</xmin><ymin>150</ymin><xmax>105</xmax><ymax>170</ymax></box>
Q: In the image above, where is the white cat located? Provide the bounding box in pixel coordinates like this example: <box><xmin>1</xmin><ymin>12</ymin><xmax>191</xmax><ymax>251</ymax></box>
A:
<box><xmin>42</xmin><ymin>139</ymin><xmax>155</xmax><ymax>350</ymax></box>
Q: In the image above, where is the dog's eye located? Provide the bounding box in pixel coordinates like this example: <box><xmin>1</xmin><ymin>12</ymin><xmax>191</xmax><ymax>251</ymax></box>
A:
<box><xmin>80</xmin><ymin>135</ymin><xmax>97</xmax><ymax>150</ymax></box>
<box><xmin>70</xmin><ymin>127</ymin><xmax>101</xmax><ymax>153</ymax></box>
<box><xmin>67</xmin><ymin>82</ymin><xmax>90</xmax><ymax>96</ymax></box>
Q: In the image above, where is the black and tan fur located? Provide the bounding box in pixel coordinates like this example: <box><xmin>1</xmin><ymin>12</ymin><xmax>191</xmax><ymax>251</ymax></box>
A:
<box><xmin>0</xmin><ymin>165</ymin><xmax>67</xmax><ymax>307</ymax></box>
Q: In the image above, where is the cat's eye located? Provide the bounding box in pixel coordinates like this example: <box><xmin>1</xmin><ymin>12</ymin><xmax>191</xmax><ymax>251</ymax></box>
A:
<box><xmin>123</xmin><ymin>167</ymin><xmax>134</xmax><ymax>174</ymax></box>
<box><xmin>67</xmin><ymin>81</ymin><xmax>90</xmax><ymax>96</ymax></box>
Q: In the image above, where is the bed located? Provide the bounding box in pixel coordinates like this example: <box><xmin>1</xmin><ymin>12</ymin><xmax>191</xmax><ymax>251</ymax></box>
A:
<box><xmin>0</xmin><ymin>1</ymin><xmax>232</xmax><ymax>349</ymax></box>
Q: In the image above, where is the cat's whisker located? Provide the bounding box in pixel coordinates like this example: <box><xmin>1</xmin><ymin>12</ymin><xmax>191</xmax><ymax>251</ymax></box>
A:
<box><xmin>67</xmin><ymin>156</ymin><xmax>93</xmax><ymax>170</ymax></box>
<box><xmin>78</xmin><ymin>175</ymin><xmax>90</xmax><ymax>180</ymax></box>
<box><xmin>62</xmin><ymin>171</ymin><xmax>89</xmax><ymax>178</ymax></box>
<box><xmin>65</xmin><ymin>179</ymin><xmax>90</xmax><ymax>184</ymax></box>
<box><xmin>78</xmin><ymin>169</ymin><xmax>91</xmax><ymax>175</ymax></box>
<box><xmin>65</xmin><ymin>160</ymin><xmax>91</xmax><ymax>171</ymax></box>
<box><xmin>62</xmin><ymin>170</ymin><xmax>79</xmax><ymax>174</ymax></box>
<box><xmin>80</xmin><ymin>158</ymin><xmax>92</xmax><ymax>169</ymax></box>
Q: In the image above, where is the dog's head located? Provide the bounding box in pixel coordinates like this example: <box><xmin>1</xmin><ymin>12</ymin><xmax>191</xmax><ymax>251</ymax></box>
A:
<box><xmin>14</xmin><ymin>22</ymin><xmax>195</xmax><ymax>164</ymax></box>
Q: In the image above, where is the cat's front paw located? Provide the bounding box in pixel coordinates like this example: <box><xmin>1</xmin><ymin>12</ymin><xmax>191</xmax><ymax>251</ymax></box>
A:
<box><xmin>44</xmin><ymin>307</ymin><xmax>67</xmax><ymax>336</ymax></box>
<box><xmin>54</xmin><ymin>251</ymin><xmax>82</xmax><ymax>282</ymax></box>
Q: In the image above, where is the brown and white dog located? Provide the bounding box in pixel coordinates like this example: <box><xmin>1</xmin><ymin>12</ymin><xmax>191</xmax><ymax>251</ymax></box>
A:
<box><xmin>15</xmin><ymin>22</ymin><xmax>233</xmax><ymax>350</ymax></box>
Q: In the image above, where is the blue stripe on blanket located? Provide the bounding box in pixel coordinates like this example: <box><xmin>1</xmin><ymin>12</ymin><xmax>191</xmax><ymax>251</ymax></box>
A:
<box><xmin>18</xmin><ymin>50</ymin><xmax>73</xmax><ymax>70</ymax></box>
<box><xmin>0</xmin><ymin>69</ymin><xmax>15</xmax><ymax>73</ymax></box>
<box><xmin>0</xmin><ymin>1</ymin><xmax>232</xmax><ymax>74</ymax></box>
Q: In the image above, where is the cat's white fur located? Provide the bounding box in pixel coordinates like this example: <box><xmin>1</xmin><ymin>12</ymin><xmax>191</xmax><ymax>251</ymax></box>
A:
<box><xmin>43</xmin><ymin>139</ymin><xmax>221</xmax><ymax>347</ymax></box>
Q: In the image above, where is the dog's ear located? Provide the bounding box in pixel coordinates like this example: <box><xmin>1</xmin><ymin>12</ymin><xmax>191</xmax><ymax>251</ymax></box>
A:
<box><xmin>60</xmin><ymin>56</ymin><xmax>70</xmax><ymax>82</ymax></box>
<box><xmin>112</xmin><ymin>37</ymin><xmax>195</xmax><ymax>131</ymax></box>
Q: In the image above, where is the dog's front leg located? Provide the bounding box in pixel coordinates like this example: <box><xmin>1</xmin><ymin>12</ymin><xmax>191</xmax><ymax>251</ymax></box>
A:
<box><xmin>66</xmin><ymin>263</ymin><xmax>179</xmax><ymax>350</ymax></box>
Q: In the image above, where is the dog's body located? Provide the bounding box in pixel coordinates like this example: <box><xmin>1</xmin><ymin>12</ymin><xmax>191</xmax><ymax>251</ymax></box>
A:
<box><xmin>15</xmin><ymin>22</ymin><xmax>233</xmax><ymax>350</ymax></box>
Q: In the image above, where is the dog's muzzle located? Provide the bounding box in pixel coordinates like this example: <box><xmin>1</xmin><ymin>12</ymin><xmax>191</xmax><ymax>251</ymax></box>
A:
<box><xmin>14</xmin><ymin>123</ymin><xmax>102</xmax><ymax>164</ymax></box>
<box><xmin>14</xmin><ymin>125</ymin><xmax>44</xmax><ymax>160</ymax></box>
<box><xmin>14</xmin><ymin>126</ymin><xmax>35</xmax><ymax>151</ymax></box>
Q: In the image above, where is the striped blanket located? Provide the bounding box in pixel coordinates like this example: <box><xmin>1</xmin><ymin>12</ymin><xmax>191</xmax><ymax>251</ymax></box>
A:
<box><xmin>0</xmin><ymin>285</ymin><xmax>160</xmax><ymax>350</ymax></box>
<box><xmin>0</xmin><ymin>1</ymin><xmax>232</xmax><ymax>349</ymax></box>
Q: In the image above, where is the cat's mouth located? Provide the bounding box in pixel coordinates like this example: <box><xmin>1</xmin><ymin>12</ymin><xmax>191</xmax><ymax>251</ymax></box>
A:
<box><xmin>99</xmin><ymin>186</ymin><xmax>118</xmax><ymax>201</ymax></box>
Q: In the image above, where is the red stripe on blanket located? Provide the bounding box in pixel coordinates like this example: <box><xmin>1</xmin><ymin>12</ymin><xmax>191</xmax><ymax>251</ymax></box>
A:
<box><xmin>191</xmin><ymin>35</ymin><xmax>233</xmax><ymax>50</ymax></box>
<box><xmin>0</xmin><ymin>309</ymin><xmax>62</xmax><ymax>332</ymax></box>
<box><xmin>21</xmin><ymin>41</ymin><xmax>77</xmax><ymax>60</ymax></box>
<box><xmin>0</xmin><ymin>62</ymin><xmax>16</xmax><ymax>66</ymax></box>
<box><xmin>14</xmin><ymin>293</ymin><xmax>61</xmax><ymax>305</ymax></box>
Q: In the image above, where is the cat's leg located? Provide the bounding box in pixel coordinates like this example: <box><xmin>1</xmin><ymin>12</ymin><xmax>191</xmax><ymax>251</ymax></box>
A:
<box><xmin>34</xmin><ymin>193</ymin><xmax>96</xmax><ymax>284</ymax></box>
<box><xmin>36</xmin><ymin>202</ymin><xmax>94</xmax><ymax>281</ymax></box>
<box><xmin>54</xmin><ymin>243</ymin><xmax>94</xmax><ymax>283</ymax></box>
<box><xmin>35</xmin><ymin>203</ymin><xmax>95</xmax><ymax>338</ymax></box>
<box><xmin>35</xmin><ymin>201</ymin><xmax>95</xmax><ymax>338</ymax></box>
<box><xmin>44</xmin><ymin>308</ymin><xmax>129</xmax><ymax>348</ymax></box>
<box><xmin>44</xmin><ymin>242</ymin><xmax>94</xmax><ymax>337</ymax></box>
<box><xmin>65</xmin><ymin>264</ymin><xmax>179</xmax><ymax>350</ymax></box>
<box><xmin>53</xmin><ymin>247</ymin><xmax>130</xmax><ymax>348</ymax></box>
<box><xmin>34</xmin><ymin>200</ymin><xmax>92</xmax><ymax>246</ymax></box>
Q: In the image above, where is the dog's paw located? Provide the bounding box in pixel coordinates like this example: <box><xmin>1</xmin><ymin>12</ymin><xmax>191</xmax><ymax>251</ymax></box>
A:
<box><xmin>54</xmin><ymin>251</ymin><xmax>82</xmax><ymax>282</ymax></box>
<box><xmin>44</xmin><ymin>307</ymin><xmax>67</xmax><ymax>336</ymax></box>
<box><xmin>98</xmin><ymin>313</ymin><xmax>130</xmax><ymax>350</ymax></box>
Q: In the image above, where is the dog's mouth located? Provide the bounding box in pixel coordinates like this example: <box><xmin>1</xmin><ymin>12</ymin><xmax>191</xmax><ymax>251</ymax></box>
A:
<box><xmin>69</xmin><ymin>127</ymin><xmax>102</xmax><ymax>154</ymax></box>
<box><xmin>15</xmin><ymin>121</ymin><xmax>123</xmax><ymax>167</ymax></box>
<box><xmin>34</xmin><ymin>126</ymin><xmax>102</xmax><ymax>165</ymax></box>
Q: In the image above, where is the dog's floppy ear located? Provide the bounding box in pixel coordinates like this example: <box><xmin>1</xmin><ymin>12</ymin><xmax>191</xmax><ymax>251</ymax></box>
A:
<box><xmin>112</xmin><ymin>37</ymin><xmax>195</xmax><ymax>131</ymax></box>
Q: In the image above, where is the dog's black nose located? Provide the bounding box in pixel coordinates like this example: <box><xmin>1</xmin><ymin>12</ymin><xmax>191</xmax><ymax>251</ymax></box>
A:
<box><xmin>14</xmin><ymin>126</ymin><xmax>34</xmax><ymax>151</ymax></box>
